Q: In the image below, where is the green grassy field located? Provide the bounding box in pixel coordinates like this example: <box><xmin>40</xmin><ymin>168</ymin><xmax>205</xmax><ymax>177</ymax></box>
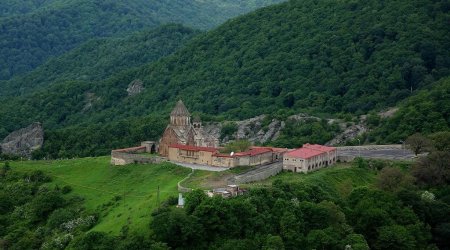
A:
<box><xmin>10</xmin><ymin>156</ymin><xmax>190</xmax><ymax>235</ymax></box>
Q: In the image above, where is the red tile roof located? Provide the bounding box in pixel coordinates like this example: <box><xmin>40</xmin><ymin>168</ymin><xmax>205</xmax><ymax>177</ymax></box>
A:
<box><xmin>285</xmin><ymin>144</ymin><xmax>336</xmax><ymax>159</ymax></box>
<box><xmin>169</xmin><ymin>144</ymin><xmax>218</xmax><ymax>153</ymax></box>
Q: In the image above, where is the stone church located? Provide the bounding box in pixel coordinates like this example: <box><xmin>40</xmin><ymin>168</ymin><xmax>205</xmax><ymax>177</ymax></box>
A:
<box><xmin>159</xmin><ymin>100</ymin><xmax>218</xmax><ymax>156</ymax></box>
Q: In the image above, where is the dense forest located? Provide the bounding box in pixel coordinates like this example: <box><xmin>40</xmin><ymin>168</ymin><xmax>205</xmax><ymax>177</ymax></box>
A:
<box><xmin>0</xmin><ymin>0</ymin><xmax>284</xmax><ymax>80</ymax></box>
<box><xmin>1</xmin><ymin>24</ymin><xmax>199</xmax><ymax>96</ymax></box>
<box><xmin>369</xmin><ymin>76</ymin><xmax>450</xmax><ymax>144</ymax></box>
<box><xmin>0</xmin><ymin>0</ymin><xmax>449</xmax><ymax>158</ymax></box>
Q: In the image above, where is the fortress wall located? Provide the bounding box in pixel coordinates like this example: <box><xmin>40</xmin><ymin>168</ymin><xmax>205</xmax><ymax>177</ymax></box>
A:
<box><xmin>110</xmin><ymin>151</ymin><xmax>166</xmax><ymax>166</ymax></box>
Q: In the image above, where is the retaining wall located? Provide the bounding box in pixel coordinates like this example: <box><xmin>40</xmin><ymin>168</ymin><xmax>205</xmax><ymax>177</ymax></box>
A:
<box><xmin>232</xmin><ymin>164</ymin><xmax>283</xmax><ymax>184</ymax></box>
<box><xmin>111</xmin><ymin>151</ymin><xmax>167</xmax><ymax>166</ymax></box>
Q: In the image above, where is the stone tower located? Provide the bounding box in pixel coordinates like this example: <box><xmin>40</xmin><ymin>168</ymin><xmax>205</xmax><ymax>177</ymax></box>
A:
<box><xmin>170</xmin><ymin>100</ymin><xmax>191</xmax><ymax>126</ymax></box>
<box><xmin>158</xmin><ymin>100</ymin><xmax>219</xmax><ymax>157</ymax></box>
<box><xmin>192</xmin><ymin>115</ymin><xmax>202</xmax><ymax>129</ymax></box>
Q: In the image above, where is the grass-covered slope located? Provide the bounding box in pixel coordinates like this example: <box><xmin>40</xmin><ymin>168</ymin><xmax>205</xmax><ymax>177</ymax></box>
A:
<box><xmin>0</xmin><ymin>0</ymin><xmax>285</xmax><ymax>81</ymax></box>
<box><xmin>11</xmin><ymin>157</ymin><xmax>191</xmax><ymax>235</ymax></box>
<box><xmin>2</xmin><ymin>24</ymin><xmax>199</xmax><ymax>96</ymax></box>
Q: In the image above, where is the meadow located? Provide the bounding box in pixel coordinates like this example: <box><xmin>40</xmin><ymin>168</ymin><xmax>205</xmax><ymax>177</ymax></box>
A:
<box><xmin>10</xmin><ymin>156</ymin><xmax>190</xmax><ymax>235</ymax></box>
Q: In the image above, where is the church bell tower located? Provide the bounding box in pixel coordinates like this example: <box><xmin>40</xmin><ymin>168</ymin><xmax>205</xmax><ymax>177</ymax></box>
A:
<box><xmin>170</xmin><ymin>100</ymin><xmax>191</xmax><ymax>126</ymax></box>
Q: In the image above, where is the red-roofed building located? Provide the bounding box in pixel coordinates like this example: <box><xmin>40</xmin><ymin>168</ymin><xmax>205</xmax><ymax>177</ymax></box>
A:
<box><xmin>283</xmin><ymin>144</ymin><xmax>337</xmax><ymax>173</ymax></box>
<box><xmin>168</xmin><ymin>144</ymin><xmax>285</xmax><ymax>168</ymax></box>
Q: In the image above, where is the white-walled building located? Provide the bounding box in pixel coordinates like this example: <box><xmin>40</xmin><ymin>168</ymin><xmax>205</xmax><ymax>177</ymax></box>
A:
<box><xmin>283</xmin><ymin>144</ymin><xmax>337</xmax><ymax>173</ymax></box>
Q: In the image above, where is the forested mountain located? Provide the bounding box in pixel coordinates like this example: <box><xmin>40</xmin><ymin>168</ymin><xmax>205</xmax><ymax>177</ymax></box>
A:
<box><xmin>0</xmin><ymin>0</ymin><xmax>449</xmax><ymax>158</ymax></box>
<box><xmin>0</xmin><ymin>0</ymin><xmax>284</xmax><ymax>81</ymax></box>
<box><xmin>1</xmin><ymin>24</ymin><xmax>199</xmax><ymax>96</ymax></box>
<box><xmin>0</xmin><ymin>0</ymin><xmax>58</xmax><ymax>17</ymax></box>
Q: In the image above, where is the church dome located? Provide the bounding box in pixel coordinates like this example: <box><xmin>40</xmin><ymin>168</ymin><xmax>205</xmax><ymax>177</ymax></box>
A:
<box><xmin>170</xmin><ymin>100</ymin><xmax>190</xmax><ymax>117</ymax></box>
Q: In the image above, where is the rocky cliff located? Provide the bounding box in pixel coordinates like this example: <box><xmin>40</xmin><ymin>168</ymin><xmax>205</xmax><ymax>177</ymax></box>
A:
<box><xmin>0</xmin><ymin>122</ymin><xmax>44</xmax><ymax>158</ymax></box>
<box><xmin>204</xmin><ymin>113</ymin><xmax>368</xmax><ymax>146</ymax></box>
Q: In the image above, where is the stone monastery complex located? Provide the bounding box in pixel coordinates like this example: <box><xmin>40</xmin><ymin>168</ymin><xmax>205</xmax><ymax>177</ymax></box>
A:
<box><xmin>111</xmin><ymin>100</ymin><xmax>337</xmax><ymax>173</ymax></box>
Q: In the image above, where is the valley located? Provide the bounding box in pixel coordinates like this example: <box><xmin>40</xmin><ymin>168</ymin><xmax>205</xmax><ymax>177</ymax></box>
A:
<box><xmin>0</xmin><ymin>0</ymin><xmax>448</xmax><ymax>249</ymax></box>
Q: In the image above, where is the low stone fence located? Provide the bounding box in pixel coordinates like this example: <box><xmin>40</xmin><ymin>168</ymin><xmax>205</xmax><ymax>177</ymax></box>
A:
<box><xmin>232</xmin><ymin>163</ymin><xmax>283</xmax><ymax>184</ymax></box>
<box><xmin>111</xmin><ymin>150</ymin><xmax>167</xmax><ymax>166</ymax></box>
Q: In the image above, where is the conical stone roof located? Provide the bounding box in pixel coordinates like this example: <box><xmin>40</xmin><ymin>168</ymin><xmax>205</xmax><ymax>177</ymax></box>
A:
<box><xmin>170</xmin><ymin>100</ymin><xmax>190</xmax><ymax>116</ymax></box>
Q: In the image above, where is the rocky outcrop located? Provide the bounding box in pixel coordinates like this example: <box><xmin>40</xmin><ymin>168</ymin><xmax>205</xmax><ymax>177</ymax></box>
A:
<box><xmin>127</xmin><ymin>79</ymin><xmax>145</xmax><ymax>96</ymax></box>
<box><xmin>202</xmin><ymin>115</ymin><xmax>285</xmax><ymax>144</ymax></box>
<box><xmin>326</xmin><ymin>124</ymin><xmax>367</xmax><ymax>146</ymax></box>
<box><xmin>0</xmin><ymin>123</ymin><xmax>44</xmax><ymax>158</ymax></box>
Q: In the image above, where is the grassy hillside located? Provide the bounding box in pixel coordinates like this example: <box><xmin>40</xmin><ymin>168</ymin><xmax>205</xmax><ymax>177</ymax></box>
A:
<box><xmin>10</xmin><ymin>157</ymin><xmax>191</xmax><ymax>235</ymax></box>
<box><xmin>0</xmin><ymin>0</ymin><xmax>285</xmax><ymax>81</ymax></box>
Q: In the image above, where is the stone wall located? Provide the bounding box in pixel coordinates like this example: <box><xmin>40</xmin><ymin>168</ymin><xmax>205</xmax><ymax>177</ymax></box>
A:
<box><xmin>111</xmin><ymin>151</ymin><xmax>167</xmax><ymax>165</ymax></box>
<box><xmin>232</xmin><ymin>163</ymin><xmax>283</xmax><ymax>184</ymax></box>
<box><xmin>110</xmin><ymin>143</ymin><xmax>165</xmax><ymax>166</ymax></box>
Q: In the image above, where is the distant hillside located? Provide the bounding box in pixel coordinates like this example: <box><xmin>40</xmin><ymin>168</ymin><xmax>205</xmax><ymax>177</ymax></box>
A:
<box><xmin>1</xmin><ymin>24</ymin><xmax>199</xmax><ymax>96</ymax></box>
<box><xmin>0</xmin><ymin>0</ymin><xmax>449</xmax><ymax>158</ymax></box>
<box><xmin>0</xmin><ymin>0</ymin><xmax>57</xmax><ymax>17</ymax></box>
<box><xmin>369</xmin><ymin>76</ymin><xmax>450</xmax><ymax>143</ymax></box>
<box><xmin>0</xmin><ymin>0</ymin><xmax>285</xmax><ymax>81</ymax></box>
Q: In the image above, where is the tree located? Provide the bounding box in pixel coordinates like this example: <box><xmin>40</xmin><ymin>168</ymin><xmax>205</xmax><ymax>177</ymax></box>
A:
<box><xmin>344</xmin><ymin>234</ymin><xmax>369</xmax><ymax>250</ymax></box>
<box><xmin>428</xmin><ymin>131</ymin><xmax>450</xmax><ymax>151</ymax></box>
<box><xmin>412</xmin><ymin>151</ymin><xmax>450</xmax><ymax>187</ymax></box>
<box><xmin>374</xmin><ymin>225</ymin><xmax>416</xmax><ymax>250</ymax></box>
<box><xmin>405</xmin><ymin>133</ymin><xmax>432</xmax><ymax>155</ymax></box>
<box><xmin>263</xmin><ymin>235</ymin><xmax>285</xmax><ymax>250</ymax></box>
<box><xmin>376</xmin><ymin>167</ymin><xmax>414</xmax><ymax>192</ymax></box>
<box><xmin>184</xmin><ymin>189</ymin><xmax>207</xmax><ymax>214</ymax></box>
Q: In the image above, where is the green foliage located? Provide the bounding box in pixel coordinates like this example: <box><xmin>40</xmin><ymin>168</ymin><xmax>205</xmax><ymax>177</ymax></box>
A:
<box><xmin>10</xmin><ymin>157</ymin><xmax>191</xmax><ymax>235</ymax></box>
<box><xmin>220</xmin><ymin>122</ymin><xmax>238</xmax><ymax>140</ymax></box>
<box><xmin>428</xmin><ymin>131</ymin><xmax>450</xmax><ymax>151</ymax></box>
<box><xmin>270</xmin><ymin>119</ymin><xmax>340</xmax><ymax>148</ymax></box>
<box><xmin>1</xmin><ymin>0</ymin><xmax>449</xmax><ymax>158</ymax></box>
<box><xmin>150</xmin><ymin>163</ymin><xmax>446</xmax><ymax>249</ymax></box>
<box><xmin>222</xmin><ymin>140</ymin><xmax>251</xmax><ymax>153</ymax></box>
<box><xmin>2</xmin><ymin>24</ymin><xmax>199</xmax><ymax>96</ymax></box>
<box><xmin>370</xmin><ymin>77</ymin><xmax>450</xmax><ymax>143</ymax></box>
<box><xmin>412</xmin><ymin>151</ymin><xmax>450</xmax><ymax>187</ymax></box>
<box><xmin>0</xmin><ymin>169</ymin><xmax>91</xmax><ymax>249</ymax></box>
<box><xmin>0</xmin><ymin>0</ymin><xmax>284</xmax><ymax>81</ymax></box>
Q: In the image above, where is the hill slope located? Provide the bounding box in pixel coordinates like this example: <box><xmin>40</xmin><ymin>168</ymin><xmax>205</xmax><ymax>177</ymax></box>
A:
<box><xmin>9</xmin><ymin>157</ymin><xmax>190</xmax><ymax>236</ymax></box>
<box><xmin>0</xmin><ymin>0</ymin><xmax>285</xmax><ymax>81</ymax></box>
<box><xmin>1</xmin><ymin>0</ymin><xmax>449</xmax><ymax>158</ymax></box>
<box><xmin>2</xmin><ymin>24</ymin><xmax>199</xmax><ymax>96</ymax></box>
